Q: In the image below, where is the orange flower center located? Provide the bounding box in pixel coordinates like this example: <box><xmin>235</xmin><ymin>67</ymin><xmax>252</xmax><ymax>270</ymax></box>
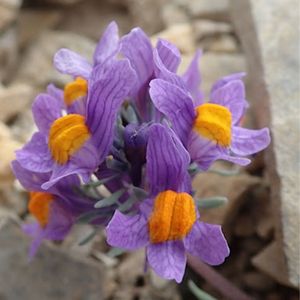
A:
<box><xmin>193</xmin><ymin>103</ymin><xmax>232</xmax><ymax>147</ymax></box>
<box><xmin>148</xmin><ymin>190</ymin><xmax>197</xmax><ymax>243</ymax></box>
<box><xmin>29</xmin><ymin>192</ymin><xmax>54</xmax><ymax>227</ymax></box>
<box><xmin>64</xmin><ymin>77</ymin><xmax>88</xmax><ymax>106</ymax></box>
<box><xmin>49</xmin><ymin>114</ymin><xmax>91</xmax><ymax>164</ymax></box>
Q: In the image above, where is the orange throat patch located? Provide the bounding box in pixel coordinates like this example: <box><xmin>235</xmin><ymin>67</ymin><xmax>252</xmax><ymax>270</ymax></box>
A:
<box><xmin>64</xmin><ymin>77</ymin><xmax>88</xmax><ymax>106</ymax></box>
<box><xmin>193</xmin><ymin>103</ymin><xmax>232</xmax><ymax>147</ymax></box>
<box><xmin>29</xmin><ymin>192</ymin><xmax>54</xmax><ymax>227</ymax></box>
<box><xmin>148</xmin><ymin>190</ymin><xmax>197</xmax><ymax>244</ymax></box>
<box><xmin>49</xmin><ymin>114</ymin><xmax>91</xmax><ymax>164</ymax></box>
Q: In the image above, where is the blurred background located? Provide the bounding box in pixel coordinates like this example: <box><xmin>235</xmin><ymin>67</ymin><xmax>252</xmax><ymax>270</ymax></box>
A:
<box><xmin>0</xmin><ymin>0</ymin><xmax>299</xmax><ymax>299</ymax></box>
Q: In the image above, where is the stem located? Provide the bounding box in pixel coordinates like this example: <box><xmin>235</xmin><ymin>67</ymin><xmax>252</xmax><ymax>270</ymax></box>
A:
<box><xmin>187</xmin><ymin>255</ymin><xmax>254</xmax><ymax>300</ymax></box>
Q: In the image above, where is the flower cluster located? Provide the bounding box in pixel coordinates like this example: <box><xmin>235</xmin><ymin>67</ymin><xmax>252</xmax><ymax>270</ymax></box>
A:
<box><xmin>12</xmin><ymin>22</ymin><xmax>270</xmax><ymax>282</ymax></box>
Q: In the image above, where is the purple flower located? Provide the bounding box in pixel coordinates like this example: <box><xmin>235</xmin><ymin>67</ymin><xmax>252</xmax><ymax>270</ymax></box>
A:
<box><xmin>11</xmin><ymin>160</ymin><xmax>95</xmax><ymax>258</ymax></box>
<box><xmin>119</xmin><ymin>27</ymin><xmax>201</xmax><ymax>121</ymax></box>
<box><xmin>54</xmin><ymin>21</ymin><xmax>120</xmax><ymax>80</ymax></box>
<box><xmin>15</xmin><ymin>58</ymin><xmax>136</xmax><ymax>189</ymax></box>
<box><xmin>106</xmin><ymin>124</ymin><xmax>229</xmax><ymax>282</ymax></box>
<box><xmin>149</xmin><ymin>72</ymin><xmax>271</xmax><ymax>170</ymax></box>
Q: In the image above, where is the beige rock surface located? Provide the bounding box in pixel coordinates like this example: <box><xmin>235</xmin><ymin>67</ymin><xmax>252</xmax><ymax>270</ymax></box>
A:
<box><xmin>179</xmin><ymin>52</ymin><xmax>245</xmax><ymax>98</ymax></box>
<box><xmin>0</xmin><ymin>219</ymin><xmax>107</xmax><ymax>300</ymax></box>
<box><xmin>15</xmin><ymin>30</ymin><xmax>96</xmax><ymax>88</ymax></box>
<box><xmin>231</xmin><ymin>0</ymin><xmax>300</xmax><ymax>286</ymax></box>
<box><xmin>0</xmin><ymin>122</ymin><xmax>22</xmax><ymax>185</ymax></box>
<box><xmin>0</xmin><ymin>84</ymin><xmax>34</xmax><ymax>122</ymax></box>
<box><xmin>252</xmin><ymin>241</ymin><xmax>294</xmax><ymax>288</ymax></box>
<box><xmin>151</xmin><ymin>23</ymin><xmax>196</xmax><ymax>54</ymax></box>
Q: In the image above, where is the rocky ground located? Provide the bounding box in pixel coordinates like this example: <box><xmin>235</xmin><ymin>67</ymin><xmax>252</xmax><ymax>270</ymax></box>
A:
<box><xmin>0</xmin><ymin>0</ymin><xmax>299</xmax><ymax>299</ymax></box>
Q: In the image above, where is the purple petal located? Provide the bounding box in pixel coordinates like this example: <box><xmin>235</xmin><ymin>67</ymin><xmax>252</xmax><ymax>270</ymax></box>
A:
<box><xmin>187</xmin><ymin>131</ymin><xmax>221</xmax><ymax>170</ymax></box>
<box><xmin>210</xmin><ymin>80</ymin><xmax>248</xmax><ymax>124</ymax></box>
<box><xmin>184</xmin><ymin>221</ymin><xmax>229</xmax><ymax>265</ymax></box>
<box><xmin>120</xmin><ymin>27</ymin><xmax>153</xmax><ymax>90</ymax></box>
<box><xmin>86</xmin><ymin>59</ymin><xmax>136</xmax><ymax>163</ymax></box>
<box><xmin>11</xmin><ymin>160</ymin><xmax>50</xmax><ymax>191</ymax></box>
<box><xmin>32</xmin><ymin>93</ymin><xmax>62</xmax><ymax>134</ymax></box>
<box><xmin>155</xmin><ymin>39</ymin><xmax>181</xmax><ymax>72</ymax></box>
<box><xmin>47</xmin><ymin>84</ymin><xmax>64</xmax><ymax>101</ymax></box>
<box><xmin>153</xmin><ymin>47</ymin><xmax>186</xmax><ymax>91</ymax></box>
<box><xmin>42</xmin><ymin>140</ymin><xmax>99</xmax><ymax>190</ymax></box>
<box><xmin>147</xmin><ymin>241</ymin><xmax>186</xmax><ymax>283</ymax></box>
<box><xmin>53</xmin><ymin>48</ymin><xmax>92</xmax><ymax>79</ymax></box>
<box><xmin>22</xmin><ymin>222</ymin><xmax>44</xmax><ymax>258</ymax></box>
<box><xmin>149</xmin><ymin>79</ymin><xmax>195</xmax><ymax>145</ymax></box>
<box><xmin>188</xmin><ymin>131</ymin><xmax>251</xmax><ymax>168</ymax></box>
<box><xmin>16</xmin><ymin>132</ymin><xmax>53</xmax><ymax>173</ymax></box>
<box><xmin>182</xmin><ymin>49</ymin><xmax>203</xmax><ymax>105</ymax></box>
<box><xmin>211</xmin><ymin>72</ymin><xmax>246</xmax><ymax>93</ymax></box>
<box><xmin>146</xmin><ymin>124</ymin><xmax>190</xmax><ymax>195</ymax></box>
<box><xmin>231</xmin><ymin>126</ymin><xmax>271</xmax><ymax>156</ymax></box>
<box><xmin>219</xmin><ymin>153</ymin><xmax>251</xmax><ymax>166</ymax></box>
<box><xmin>43</xmin><ymin>201</ymin><xmax>74</xmax><ymax>240</ymax></box>
<box><xmin>93</xmin><ymin>21</ymin><xmax>119</xmax><ymax>66</ymax></box>
<box><xmin>106</xmin><ymin>210</ymin><xmax>149</xmax><ymax>250</ymax></box>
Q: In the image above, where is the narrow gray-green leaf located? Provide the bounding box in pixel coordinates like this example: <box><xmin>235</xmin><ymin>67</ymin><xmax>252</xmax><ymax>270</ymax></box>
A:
<box><xmin>118</xmin><ymin>195</ymin><xmax>137</xmax><ymax>213</ymax></box>
<box><xmin>107</xmin><ymin>247</ymin><xmax>126</xmax><ymax>258</ymax></box>
<box><xmin>78</xmin><ymin>228</ymin><xmax>98</xmax><ymax>246</ymax></box>
<box><xmin>208</xmin><ymin>168</ymin><xmax>239</xmax><ymax>176</ymax></box>
<box><xmin>196</xmin><ymin>196</ymin><xmax>228</xmax><ymax>209</ymax></box>
<box><xmin>84</xmin><ymin>175</ymin><xmax>118</xmax><ymax>188</ymax></box>
<box><xmin>94</xmin><ymin>189</ymin><xmax>125</xmax><ymax>208</ymax></box>
<box><xmin>188</xmin><ymin>280</ymin><xmax>217</xmax><ymax>300</ymax></box>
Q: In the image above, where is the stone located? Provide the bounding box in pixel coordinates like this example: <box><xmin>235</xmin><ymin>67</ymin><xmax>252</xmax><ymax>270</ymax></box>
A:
<box><xmin>230</xmin><ymin>0</ymin><xmax>300</xmax><ymax>286</ymax></box>
<box><xmin>9</xmin><ymin>108</ymin><xmax>36</xmax><ymax>143</ymax></box>
<box><xmin>179</xmin><ymin>52</ymin><xmax>245</xmax><ymax>99</ymax></box>
<box><xmin>0</xmin><ymin>84</ymin><xmax>34</xmax><ymax>122</ymax></box>
<box><xmin>19</xmin><ymin>9</ymin><xmax>63</xmax><ymax>48</ymax></box>
<box><xmin>0</xmin><ymin>219</ymin><xmax>106</xmax><ymax>300</ymax></box>
<box><xmin>0</xmin><ymin>26</ymin><xmax>18</xmax><ymax>83</ymax></box>
<box><xmin>117</xmin><ymin>249</ymin><xmax>146</xmax><ymax>286</ymax></box>
<box><xmin>0</xmin><ymin>0</ymin><xmax>21</xmax><ymax>82</ymax></box>
<box><xmin>61</xmin><ymin>224</ymin><xmax>96</xmax><ymax>256</ymax></box>
<box><xmin>180</xmin><ymin>0</ymin><xmax>230</xmax><ymax>22</ymax></box>
<box><xmin>243</xmin><ymin>271</ymin><xmax>275</xmax><ymax>292</ymax></box>
<box><xmin>162</xmin><ymin>3</ymin><xmax>189</xmax><ymax>27</ymax></box>
<box><xmin>0</xmin><ymin>122</ymin><xmax>22</xmax><ymax>185</ymax></box>
<box><xmin>193</xmin><ymin>20</ymin><xmax>233</xmax><ymax>40</ymax></box>
<box><xmin>38</xmin><ymin>0</ymin><xmax>83</xmax><ymax>4</ymax></box>
<box><xmin>192</xmin><ymin>169</ymin><xmax>261</xmax><ymax>239</ymax></box>
<box><xmin>124</xmin><ymin>0</ymin><xmax>166</xmax><ymax>35</ymax></box>
<box><xmin>252</xmin><ymin>241</ymin><xmax>294</xmax><ymax>288</ymax></box>
<box><xmin>0</xmin><ymin>0</ymin><xmax>21</xmax><ymax>31</ymax></box>
<box><xmin>58</xmin><ymin>0</ymin><xmax>132</xmax><ymax>40</ymax></box>
<box><xmin>15</xmin><ymin>30</ymin><xmax>96</xmax><ymax>89</ymax></box>
<box><xmin>151</xmin><ymin>23</ymin><xmax>196</xmax><ymax>54</ymax></box>
<box><xmin>233</xmin><ymin>214</ymin><xmax>256</xmax><ymax>237</ymax></box>
<box><xmin>0</xmin><ymin>185</ymin><xmax>28</xmax><ymax>216</ymax></box>
<box><xmin>200</xmin><ymin>35</ymin><xmax>239</xmax><ymax>53</ymax></box>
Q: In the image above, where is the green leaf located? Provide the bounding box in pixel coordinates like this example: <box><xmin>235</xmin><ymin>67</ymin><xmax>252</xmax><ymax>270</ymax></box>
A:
<box><xmin>122</xmin><ymin>104</ymin><xmax>139</xmax><ymax>123</ymax></box>
<box><xmin>94</xmin><ymin>189</ymin><xmax>125</xmax><ymax>208</ymax></box>
<box><xmin>208</xmin><ymin>168</ymin><xmax>239</xmax><ymax>176</ymax></box>
<box><xmin>131</xmin><ymin>186</ymin><xmax>147</xmax><ymax>200</ymax></box>
<box><xmin>84</xmin><ymin>175</ymin><xmax>118</xmax><ymax>188</ymax></box>
<box><xmin>78</xmin><ymin>228</ymin><xmax>98</xmax><ymax>246</ymax></box>
<box><xmin>118</xmin><ymin>195</ymin><xmax>137</xmax><ymax>213</ymax></box>
<box><xmin>107</xmin><ymin>247</ymin><xmax>126</xmax><ymax>258</ymax></box>
<box><xmin>188</xmin><ymin>280</ymin><xmax>217</xmax><ymax>300</ymax></box>
<box><xmin>196</xmin><ymin>196</ymin><xmax>228</xmax><ymax>209</ymax></box>
<box><xmin>76</xmin><ymin>210</ymin><xmax>101</xmax><ymax>223</ymax></box>
<box><xmin>106</xmin><ymin>156</ymin><xmax>128</xmax><ymax>172</ymax></box>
